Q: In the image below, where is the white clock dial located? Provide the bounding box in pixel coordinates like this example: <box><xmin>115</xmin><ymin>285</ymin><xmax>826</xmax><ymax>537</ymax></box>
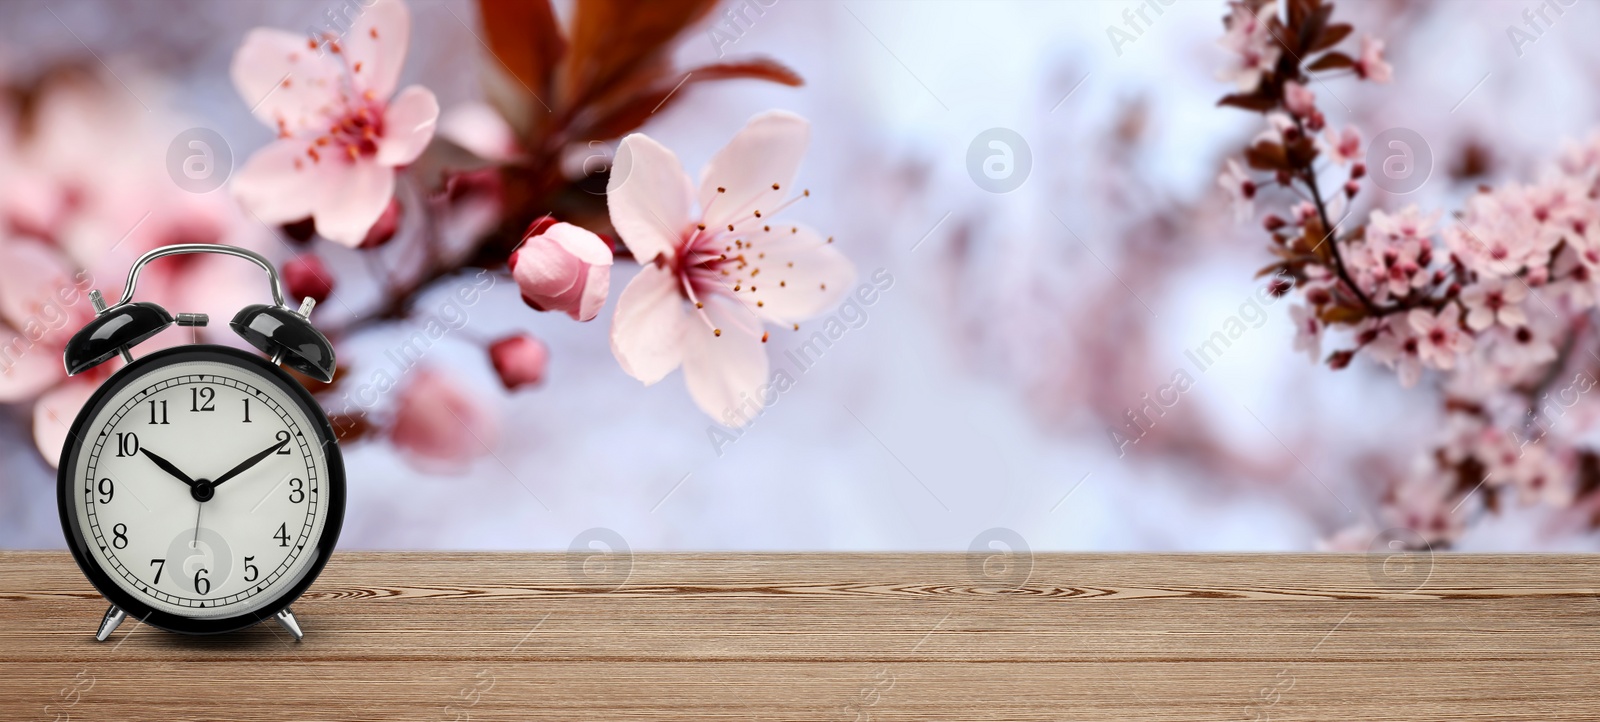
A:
<box><xmin>68</xmin><ymin>358</ymin><xmax>331</xmax><ymax>619</ymax></box>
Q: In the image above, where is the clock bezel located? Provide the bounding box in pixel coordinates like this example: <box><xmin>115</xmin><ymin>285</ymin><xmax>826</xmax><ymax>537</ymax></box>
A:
<box><xmin>57</xmin><ymin>344</ymin><xmax>346</xmax><ymax>636</ymax></box>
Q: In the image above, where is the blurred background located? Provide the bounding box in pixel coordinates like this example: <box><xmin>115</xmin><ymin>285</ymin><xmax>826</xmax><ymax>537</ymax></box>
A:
<box><xmin>1</xmin><ymin>0</ymin><xmax>1596</xmax><ymax>553</ymax></box>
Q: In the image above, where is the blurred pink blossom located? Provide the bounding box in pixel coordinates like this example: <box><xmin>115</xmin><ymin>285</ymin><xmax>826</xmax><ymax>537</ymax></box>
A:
<box><xmin>282</xmin><ymin>253</ymin><xmax>334</xmax><ymax>305</ymax></box>
<box><xmin>1354</xmin><ymin>36</ymin><xmax>1392</xmax><ymax>83</ymax></box>
<box><xmin>229</xmin><ymin>0</ymin><xmax>438</xmax><ymax>247</ymax></box>
<box><xmin>390</xmin><ymin>368</ymin><xmax>495</xmax><ymax>471</ymax></box>
<box><xmin>607</xmin><ymin>111</ymin><xmax>855</xmax><ymax>423</ymax></box>
<box><xmin>509</xmin><ymin>221</ymin><xmax>613</xmax><ymax>322</ymax></box>
<box><xmin>489</xmin><ymin>334</ymin><xmax>548</xmax><ymax>390</ymax></box>
<box><xmin>1217</xmin><ymin>2</ymin><xmax>1281</xmax><ymax>92</ymax></box>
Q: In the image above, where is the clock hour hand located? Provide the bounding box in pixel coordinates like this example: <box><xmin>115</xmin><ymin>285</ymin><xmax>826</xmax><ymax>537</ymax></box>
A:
<box><xmin>210</xmin><ymin>437</ymin><xmax>291</xmax><ymax>487</ymax></box>
<box><xmin>139</xmin><ymin>448</ymin><xmax>197</xmax><ymax>488</ymax></box>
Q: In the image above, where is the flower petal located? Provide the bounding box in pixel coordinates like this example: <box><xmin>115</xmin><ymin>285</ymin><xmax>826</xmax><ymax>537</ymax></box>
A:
<box><xmin>680</xmin><ymin>296</ymin><xmax>768</xmax><ymax>425</ymax></box>
<box><xmin>344</xmin><ymin>0</ymin><xmax>412</xmax><ymax>101</ymax></box>
<box><xmin>34</xmin><ymin>381</ymin><xmax>96</xmax><ymax>466</ymax></box>
<box><xmin>0</xmin><ymin>334</ymin><xmax>64</xmax><ymax>403</ymax></box>
<box><xmin>574</xmin><ymin>263</ymin><xmax>610</xmax><ymax>322</ymax></box>
<box><xmin>608</xmin><ymin>133</ymin><xmax>693</xmax><ymax>265</ymax></box>
<box><xmin>544</xmin><ymin>222</ymin><xmax>615</xmax><ymax>267</ymax></box>
<box><xmin>377</xmin><ymin>85</ymin><xmax>439</xmax><ymax>167</ymax></box>
<box><xmin>0</xmin><ymin>239</ymin><xmax>92</xmax><ymax>341</ymax></box>
<box><xmin>231</xmin><ymin>140</ymin><xmax>328</xmax><ymax>224</ymax></box>
<box><xmin>610</xmin><ymin>264</ymin><xmax>687</xmax><ymax>384</ymax></box>
<box><xmin>230</xmin><ymin>27</ymin><xmax>343</xmax><ymax>134</ymax></box>
<box><xmin>741</xmin><ymin>224</ymin><xmax>856</xmax><ymax>324</ymax></box>
<box><xmin>312</xmin><ymin>160</ymin><xmax>397</xmax><ymax>247</ymax></box>
<box><xmin>697</xmin><ymin>110</ymin><xmax>810</xmax><ymax>229</ymax></box>
<box><xmin>440</xmin><ymin>101</ymin><xmax>521</xmax><ymax>162</ymax></box>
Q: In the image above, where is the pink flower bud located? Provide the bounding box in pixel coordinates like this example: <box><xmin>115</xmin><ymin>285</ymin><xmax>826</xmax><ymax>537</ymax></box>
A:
<box><xmin>1263</xmin><ymin>214</ymin><xmax>1287</xmax><ymax>231</ymax></box>
<box><xmin>390</xmin><ymin>368</ymin><xmax>495</xmax><ymax>472</ymax></box>
<box><xmin>282</xmin><ymin>254</ymin><xmax>334</xmax><ymax>305</ymax></box>
<box><xmin>1344</xmin><ymin>180</ymin><xmax>1360</xmax><ymax>198</ymax></box>
<box><xmin>1350</xmin><ymin>162</ymin><xmax>1366</xmax><ymax>180</ymax></box>
<box><xmin>1327</xmin><ymin>349</ymin><xmax>1355</xmax><ymax>369</ymax></box>
<box><xmin>1284</xmin><ymin>81</ymin><xmax>1317</xmax><ymax>118</ymax></box>
<box><xmin>488</xmin><ymin>334</ymin><xmax>548</xmax><ymax>390</ymax></box>
<box><xmin>360</xmin><ymin>198</ymin><xmax>401</xmax><ymax>249</ymax></box>
<box><xmin>509</xmin><ymin>221</ymin><xmax>614</xmax><ymax>322</ymax></box>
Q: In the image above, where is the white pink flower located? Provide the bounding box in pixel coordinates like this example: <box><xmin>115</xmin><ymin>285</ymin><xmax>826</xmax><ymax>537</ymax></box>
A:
<box><xmin>510</xmin><ymin>221</ymin><xmax>614</xmax><ymax>322</ymax></box>
<box><xmin>229</xmin><ymin>0</ymin><xmax>439</xmax><ymax>247</ymax></box>
<box><xmin>1322</xmin><ymin>126</ymin><xmax>1361</xmax><ymax>165</ymax></box>
<box><xmin>1354</xmin><ymin>35</ymin><xmax>1392</xmax><ymax>83</ymax></box>
<box><xmin>1366</xmin><ymin>317</ymin><xmax>1423</xmax><ymax>388</ymax></box>
<box><xmin>1283</xmin><ymin>81</ymin><xmax>1316</xmax><ymax>118</ymax></box>
<box><xmin>606</xmin><ymin>111</ymin><xmax>855</xmax><ymax>423</ymax></box>
<box><xmin>1289</xmin><ymin>304</ymin><xmax>1322</xmax><ymax>363</ymax></box>
<box><xmin>1408</xmin><ymin>308</ymin><xmax>1469</xmax><ymax>370</ymax></box>
<box><xmin>1217</xmin><ymin>2</ymin><xmax>1281</xmax><ymax>91</ymax></box>
<box><xmin>1459</xmin><ymin>278</ymin><xmax>1528</xmax><ymax>331</ymax></box>
<box><xmin>1218</xmin><ymin>159</ymin><xmax>1256</xmax><ymax>223</ymax></box>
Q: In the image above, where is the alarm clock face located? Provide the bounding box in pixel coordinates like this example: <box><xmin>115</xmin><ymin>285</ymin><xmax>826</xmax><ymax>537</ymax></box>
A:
<box><xmin>59</xmin><ymin>345</ymin><xmax>344</xmax><ymax>632</ymax></box>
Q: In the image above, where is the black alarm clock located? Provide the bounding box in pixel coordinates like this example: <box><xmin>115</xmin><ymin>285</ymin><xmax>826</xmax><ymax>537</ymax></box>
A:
<box><xmin>56</xmin><ymin>243</ymin><xmax>345</xmax><ymax>641</ymax></box>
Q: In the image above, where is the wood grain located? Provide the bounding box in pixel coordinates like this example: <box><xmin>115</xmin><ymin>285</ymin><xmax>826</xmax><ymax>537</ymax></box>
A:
<box><xmin>3</xmin><ymin>551</ymin><xmax>1599</xmax><ymax>720</ymax></box>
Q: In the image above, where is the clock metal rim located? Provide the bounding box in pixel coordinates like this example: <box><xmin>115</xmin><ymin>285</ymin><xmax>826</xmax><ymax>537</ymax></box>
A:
<box><xmin>56</xmin><ymin>344</ymin><xmax>346</xmax><ymax>636</ymax></box>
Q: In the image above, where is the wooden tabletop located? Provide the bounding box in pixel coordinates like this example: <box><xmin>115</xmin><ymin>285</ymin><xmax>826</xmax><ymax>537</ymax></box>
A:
<box><xmin>2</xmin><ymin>551</ymin><xmax>1597</xmax><ymax>720</ymax></box>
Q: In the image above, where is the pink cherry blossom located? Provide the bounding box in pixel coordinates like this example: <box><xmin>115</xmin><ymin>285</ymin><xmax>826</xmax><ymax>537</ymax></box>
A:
<box><xmin>1444</xmin><ymin>187</ymin><xmax>1549</xmax><ymax>278</ymax></box>
<box><xmin>1283</xmin><ymin>81</ymin><xmax>1316</xmax><ymax>118</ymax></box>
<box><xmin>607</xmin><ymin>111</ymin><xmax>856</xmax><ymax>423</ymax></box>
<box><xmin>1289</xmin><ymin>304</ymin><xmax>1322</xmax><ymax>363</ymax></box>
<box><xmin>1217</xmin><ymin>2</ymin><xmax>1281</xmax><ymax>91</ymax></box>
<box><xmin>1459</xmin><ymin>278</ymin><xmax>1528</xmax><ymax>331</ymax></box>
<box><xmin>1366</xmin><ymin>317</ymin><xmax>1423</xmax><ymax>388</ymax></box>
<box><xmin>509</xmin><ymin>220</ymin><xmax>614</xmax><ymax>322</ymax></box>
<box><xmin>1322</xmin><ymin>126</ymin><xmax>1361</xmax><ymax>165</ymax></box>
<box><xmin>1408</xmin><ymin>308</ymin><xmax>1469</xmax><ymax>371</ymax></box>
<box><xmin>1218</xmin><ymin>159</ymin><xmax>1255</xmax><ymax>223</ymax></box>
<box><xmin>489</xmin><ymin>334</ymin><xmax>548</xmax><ymax>390</ymax></box>
<box><xmin>229</xmin><ymin>0</ymin><xmax>439</xmax><ymax>248</ymax></box>
<box><xmin>439</xmin><ymin>101</ymin><xmax>522</xmax><ymax>163</ymax></box>
<box><xmin>1354</xmin><ymin>35</ymin><xmax>1392</xmax><ymax>83</ymax></box>
<box><xmin>389</xmin><ymin>367</ymin><xmax>495</xmax><ymax>471</ymax></box>
<box><xmin>1348</xmin><ymin>206</ymin><xmax>1437</xmax><ymax>300</ymax></box>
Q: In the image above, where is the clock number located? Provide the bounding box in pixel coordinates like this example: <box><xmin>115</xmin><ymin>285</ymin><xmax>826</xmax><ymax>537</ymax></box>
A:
<box><xmin>243</xmin><ymin>398</ymin><xmax>252</xmax><ymax>423</ymax></box>
<box><xmin>111</xmin><ymin>523</ymin><xmax>128</xmax><ymax>549</ymax></box>
<box><xmin>149</xmin><ymin>559</ymin><xmax>165</xmax><ymax>584</ymax></box>
<box><xmin>289</xmin><ymin>478</ymin><xmax>305</xmax><ymax>504</ymax></box>
<box><xmin>274</xmin><ymin>523</ymin><xmax>290</xmax><ymax>548</ymax></box>
<box><xmin>244</xmin><ymin>556</ymin><xmax>259</xmax><ymax>583</ymax></box>
<box><xmin>97</xmin><ymin>477</ymin><xmax>114</xmax><ymax>505</ymax></box>
<box><xmin>193</xmin><ymin>568</ymin><xmax>210</xmax><ymax>596</ymax></box>
<box><xmin>147</xmin><ymin>399</ymin><xmax>169</xmax><ymax>425</ymax></box>
<box><xmin>190</xmin><ymin>386</ymin><xmax>215</xmax><ymax>412</ymax></box>
<box><xmin>275</xmin><ymin>430</ymin><xmax>293</xmax><ymax>454</ymax></box>
<box><xmin>115</xmin><ymin>432</ymin><xmax>139</xmax><ymax>458</ymax></box>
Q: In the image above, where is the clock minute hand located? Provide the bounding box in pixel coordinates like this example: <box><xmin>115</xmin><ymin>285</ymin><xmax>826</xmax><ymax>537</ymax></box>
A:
<box><xmin>211</xmin><ymin>438</ymin><xmax>291</xmax><ymax>487</ymax></box>
<box><xmin>139</xmin><ymin>448</ymin><xmax>197</xmax><ymax>488</ymax></box>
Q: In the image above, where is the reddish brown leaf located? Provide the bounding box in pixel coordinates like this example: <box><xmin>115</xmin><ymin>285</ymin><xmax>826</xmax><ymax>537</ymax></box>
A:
<box><xmin>561</xmin><ymin>0</ymin><xmax>720</xmax><ymax>110</ymax></box>
<box><xmin>1217</xmin><ymin>92</ymin><xmax>1276</xmax><ymax>112</ymax></box>
<box><xmin>477</xmin><ymin>0</ymin><xmax>566</xmax><ymax>104</ymax></box>
<box><xmin>1297</xmin><ymin>2</ymin><xmax>1333</xmax><ymax>54</ymax></box>
<box><xmin>1307</xmin><ymin>52</ymin><xmax>1355</xmax><ymax>71</ymax></box>
<box><xmin>1309</xmin><ymin>22</ymin><xmax>1352</xmax><ymax>53</ymax></box>
<box><xmin>575</xmin><ymin>58</ymin><xmax>804</xmax><ymax>141</ymax></box>
<box><xmin>683</xmin><ymin>58</ymin><xmax>804</xmax><ymax>87</ymax></box>
<box><xmin>1245</xmin><ymin>140</ymin><xmax>1289</xmax><ymax>171</ymax></box>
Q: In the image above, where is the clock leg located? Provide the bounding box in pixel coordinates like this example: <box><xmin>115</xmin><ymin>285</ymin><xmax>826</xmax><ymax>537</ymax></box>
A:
<box><xmin>94</xmin><ymin>605</ymin><xmax>126</xmax><ymax>642</ymax></box>
<box><xmin>275</xmin><ymin>607</ymin><xmax>304</xmax><ymax>642</ymax></box>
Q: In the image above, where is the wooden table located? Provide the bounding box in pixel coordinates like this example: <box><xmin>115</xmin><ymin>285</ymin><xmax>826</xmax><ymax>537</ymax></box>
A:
<box><xmin>2</xmin><ymin>551</ymin><xmax>1596</xmax><ymax>720</ymax></box>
